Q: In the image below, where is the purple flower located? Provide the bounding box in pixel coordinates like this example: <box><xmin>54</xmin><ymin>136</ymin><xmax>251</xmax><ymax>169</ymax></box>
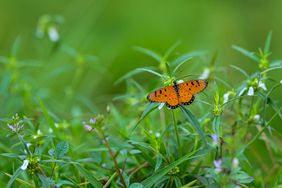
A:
<box><xmin>211</xmin><ymin>134</ymin><xmax>219</xmax><ymax>145</ymax></box>
<box><xmin>213</xmin><ymin>159</ymin><xmax>222</xmax><ymax>172</ymax></box>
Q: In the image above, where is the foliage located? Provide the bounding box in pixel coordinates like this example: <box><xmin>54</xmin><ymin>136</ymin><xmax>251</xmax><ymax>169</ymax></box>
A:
<box><xmin>0</xmin><ymin>30</ymin><xmax>282</xmax><ymax>188</ymax></box>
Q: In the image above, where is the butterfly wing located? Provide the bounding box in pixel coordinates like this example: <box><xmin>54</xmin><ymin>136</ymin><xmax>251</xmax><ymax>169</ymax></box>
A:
<box><xmin>178</xmin><ymin>80</ymin><xmax>208</xmax><ymax>105</ymax></box>
<box><xmin>147</xmin><ymin>86</ymin><xmax>180</xmax><ymax>109</ymax></box>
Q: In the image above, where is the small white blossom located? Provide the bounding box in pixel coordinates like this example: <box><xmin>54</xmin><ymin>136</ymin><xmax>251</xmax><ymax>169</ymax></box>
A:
<box><xmin>20</xmin><ymin>160</ymin><xmax>29</xmax><ymax>170</ymax></box>
<box><xmin>158</xmin><ymin>103</ymin><xmax>165</xmax><ymax>110</ymax></box>
<box><xmin>238</xmin><ymin>87</ymin><xmax>247</xmax><ymax>96</ymax></box>
<box><xmin>254</xmin><ymin>114</ymin><xmax>260</xmax><ymax>122</ymax></box>
<box><xmin>247</xmin><ymin>86</ymin><xmax>254</xmax><ymax>96</ymax></box>
<box><xmin>26</xmin><ymin>143</ymin><xmax>31</xmax><ymax>148</ymax></box>
<box><xmin>258</xmin><ymin>81</ymin><xmax>267</xmax><ymax>91</ymax></box>
<box><xmin>48</xmin><ymin>26</ymin><xmax>60</xmax><ymax>42</ymax></box>
<box><xmin>155</xmin><ymin>132</ymin><xmax>160</xmax><ymax>138</ymax></box>
<box><xmin>54</xmin><ymin>123</ymin><xmax>59</xmax><ymax>128</ymax></box>
<box><xmin>176</xmin><ymin>80</ymin><xmax>184</xmax><ymax>84</ymax></box>
<box><xmin>199</xmin><ymin>68</ymin><xmax>210</xmax><ymax>79</ymax></box>
<box><xmin>232</xmin><ymin>158</ymin><xmax>239</xmax><ymax>168</ymax></box>
<box><xmin>213</xmin><ymin>159</ymin><xmax>222</xmax><ymax>172</ymax></box>
<box><xmin>148</xmin><ymin>130</ymin><xmax>153</xmax><ymax>134</ymax></box>
<box><xmin>223</xmin><ymin>92</ymin><xmax>230</xmax><ymax>104</ymax></box>
<box><xmin>280</xmin><ymin>80</ymin><xmax>282</xmax><ymax>84</ymax></box>
<box><xmin>48</xmin><ymin>128</ymin><xmax>53</xmax><ymax>133</ymax></box>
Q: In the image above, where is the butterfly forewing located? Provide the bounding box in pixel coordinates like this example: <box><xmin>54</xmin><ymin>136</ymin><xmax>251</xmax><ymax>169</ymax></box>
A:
<box><xmin>178</xmin><ymin>80</ymin><xmax>208</xmax><ymax>95</ymax></box>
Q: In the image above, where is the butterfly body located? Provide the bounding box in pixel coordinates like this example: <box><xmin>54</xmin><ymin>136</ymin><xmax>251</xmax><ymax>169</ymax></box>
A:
<box><xmin>147</xmin><ymin>80</ymin><xmax>208</xmax><ymax>109</ymax></box>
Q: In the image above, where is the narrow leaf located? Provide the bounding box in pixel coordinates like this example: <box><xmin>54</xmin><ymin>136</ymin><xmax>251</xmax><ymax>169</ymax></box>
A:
<box><xmin>163</xmin><ymin>41</ymin><xmax>181</xmax><ymax>60</ymax></box>
<box><xmin>134</xmin><ymin>46</ymin><xmax>162</xmax><ymax>63</ymax></box>
<box><xmin>141</xmin><ymin>148</ymin><xmax>209</xmax><ymax>187</ymax></box>
<box><xmin>171</xmin><ymin>51</ymin><xmax>206</xmax><ymax>66</ymax></box>
<box><xmin>115</xmin><ymin>68</ymin><xmax>163</xmax><ymax>84</ymax></box>
<box><xmin>264</xmin><ymin>31</ymin><xmax>272</xmax><ymax>54</ymax></box>
<box><xmin>232</xmin><ymin>45</ymin><xmax>259</xmax><ymax>62</ymax></box>
<box><xmin>180</xmin><ymin>106</ymin><xmax>207</xmax><ymax>146</ymax></box>
<box><xmin>7</xmin><ymin>167</ymin><xmax>24</xmax><ymax>188</ymax></box>
<box><xmin>230</xmin><ymin>65</ymin><xmax>249</xmax><ymax>78</ymax></box>
<box><xmin>75</xmin><ymin>164</ymin><xmax>103</xmax><ymax>188</ymax></box>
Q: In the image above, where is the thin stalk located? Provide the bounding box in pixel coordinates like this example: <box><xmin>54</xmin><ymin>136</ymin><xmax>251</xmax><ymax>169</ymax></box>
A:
<box><xmin>100</xmin><ymin>131</ymin><xmax>127</xmax><ymax>188</ymax></box>
<box><xmin>171</xmin><ymin>110</ymin><xmax>181</xmax><ymax>157</ymax></box>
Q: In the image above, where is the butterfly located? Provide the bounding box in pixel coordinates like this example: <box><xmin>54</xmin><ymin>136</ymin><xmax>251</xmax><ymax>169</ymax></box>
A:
<box><xmin>147</xmin><ymin>80</ymin><xmax>208</xmax><ymax>109</ymax></box>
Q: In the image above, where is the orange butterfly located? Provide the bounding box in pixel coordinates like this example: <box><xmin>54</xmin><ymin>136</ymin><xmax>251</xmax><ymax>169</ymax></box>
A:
<box><xmin>147</xmin><ymin>80</ymin><xmax>208</xmax><ymax>109</ymax></box>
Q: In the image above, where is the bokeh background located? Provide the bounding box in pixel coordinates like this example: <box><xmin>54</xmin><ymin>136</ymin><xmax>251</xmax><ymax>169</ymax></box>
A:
<box><xmin>1</xmin><ymin>0</ymin><xmax>282</xmax><ymax>116</ymax></box>
<box><xmin>0</xmin><ymin>0</ymin><xmax>282</xmax><ymax>186</ymax></box>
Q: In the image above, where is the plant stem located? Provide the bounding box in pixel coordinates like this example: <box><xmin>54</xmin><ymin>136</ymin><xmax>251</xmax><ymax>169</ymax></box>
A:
<box><xmin>100</xmin><ymin>131</ymin><xmax>127</xmax><ymax>188</ymax></box>
<box><xmin>171</xmin><ymin>110</ymin><xmax>181</xmax><ymax>157</ymax></box>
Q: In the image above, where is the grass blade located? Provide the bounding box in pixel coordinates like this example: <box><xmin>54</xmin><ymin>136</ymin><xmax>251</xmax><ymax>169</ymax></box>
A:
<box><xmin>180</xmin><ymin>106</ymin><xmax>207</xmax><ymax>147</ymax></box>
<box><xmin>141</xmin><ymin>148</ymin><xmax>209</xmax><ymax>187</ymax></box>
<box><xmin>75</xmin><ymin>164</ymin><xmax>103</xmax><ymax>188</ymax></box>
<box><xmin>232</xmin><ymin>45</ymin><xmax>259</xmax><ymax>62</ymax></box>
<box><xmin>7</xmin><ymin>167</ymin><xmax>24</xmax><ymax>188</ymax></box>
<box><xmin>171</xmin><ymin>57</ymin><xmax>193</xmax><ymax>75</ymax></box>
<box><xmin>163</xmin><ymin>41</ymin><xmax>181</xmax><ymax>60</ymax></box>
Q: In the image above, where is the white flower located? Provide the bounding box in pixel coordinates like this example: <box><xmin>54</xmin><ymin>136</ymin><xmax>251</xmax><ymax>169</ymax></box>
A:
<box><xmin>156</xmin><ymin>132</ymin><xmax>160</xmax><ymax>138</ymax></box>
<box><xmin>258</xmin><ymin>81</ymin><xmax>267</xmax><ymax>91</ymax></box>
<box><xmin>176</xmin><ymin>80</ymin><xmax>184</xmax><ymax>84</ymax></box>
<box><xmin>48</xmin><ymin>26</ymin><xmax>59</xmax><ymax>42</ymax></box>
<box><xmin>48</xmin><ymin>128</ymin><xmax>53</xmax><ymax>133</ymax></box>
<box><xmin>149</xmin><ymin>130</ymin><xmax>153</xmax><ymax>134</ymax></box>
<box><xmin>199</xmin><ymin>68</ymin><xmax>210</xmax><ymax>79</ymax></box>
<box><xmin>280</xmin><ymin>80</ymin><xmax>282</xmax><ymax>84</ymax></box>
<box><xmin>54</xmin><ymin>123</ymin><xmax>59</xmax><ymax>128</ymax></box>
<box><xmin>254</xmin><ymin>114</ymin><xmax>260</xmax><ymax>122</ymax></box>
<box><xmin>238</xmin><ymin>87</ymin><xmax>247</xmax><ymax>96</ymax></box>
<box><xmin>223</xmin><ymin>92</ymin><xmax>230</xmax><ymax>104</ymax></box>
<box><xmin>232</xmin><ymin>158</ymin><xmax>239</xmax><ymax>168</ymax></box>
<box><xmin>158</xmin><ymin>103</ymin><xmax>165</xmax><ymax>110</ymax></box>
<box><xmin>213</xmin><ymin>159</ymin><xmax>222</xmax><ymax>172</ymax></box>
<box><xmin>247</xmin><ymin>86</ymin><xmax>254</xmax><ymax>96</ymax></box>
<box><xmin>20</xmin><ymin>160</ymin><xmax>29</xmax><ymax>170</ymax></box>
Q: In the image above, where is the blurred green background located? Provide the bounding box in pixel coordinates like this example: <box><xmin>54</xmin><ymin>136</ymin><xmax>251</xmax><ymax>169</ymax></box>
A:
<box><xmin>0</xmin><ymin>0</ymin><xmax>281</xmax><ymax>115</ymax></box>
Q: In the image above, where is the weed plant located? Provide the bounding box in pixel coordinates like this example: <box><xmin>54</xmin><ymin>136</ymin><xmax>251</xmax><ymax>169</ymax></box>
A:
<box><xmin>0</xmin><ymin>32</ymin><xmax>281</xmax><ymax>187</ymax></box>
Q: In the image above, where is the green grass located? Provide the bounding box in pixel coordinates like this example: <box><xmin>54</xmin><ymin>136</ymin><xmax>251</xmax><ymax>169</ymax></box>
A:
<box><xmin>0</xmin><ymin>31</ymin><xmax>282</xmax><ymax>188</ymax></box>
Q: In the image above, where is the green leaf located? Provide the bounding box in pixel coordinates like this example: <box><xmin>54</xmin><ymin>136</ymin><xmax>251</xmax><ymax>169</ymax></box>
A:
<box><xmin>11</xmin><ymin>36</ymin><xmax>21</xmax><ymax>57</ymax></box>
<box><xmin>38</xmin><ymin>174</ymin><xmax>55</xmax><ymax>188</ymax></box>
<box><xmin>75</xmin><ymin>164</ymin><xmax>103</xmax><ymax>188</ymax></box>
<box><xmin>264</xmin><ymin>31</ymin><xmax>272</xmax><ymax>54</ymax></box>
<box><xmin>232</xmin><ymin>45</ymin><xmax>259</xmax><ymax>62</ymax></box>
<box><xmin>171</xmin><ymin>57</ymin><xmax>193</xmax><ymax>75</ymax></box>
<box><xmin>129</xmin><ymin>102</ymin><xmax>158</xmax><ymax>136</ymax></box>
<box><xmin>134</xmin><ymin>46</ymin><xmax>162</xmax><ymax>63</ymax></box>
<box><xmin>180</xmin><ymin>106</ymin><xmax>207</xmax><ymax>147</ymax></box>
<box><xmin>230</xmin><ymin>65</ymin><xmax>249</xmax><ymax>78</ymax></box>
<box><xmin>235</xmin><ymin>171</ymin><xmax>254</xmax><ymax>184</ymax></box>
<box><xmin>55</xmin><ymin>141</ymin><xmax>69</xmax><ymax>158</ymax></box>
<box><xmin>39</xmin><ymin>100</ymin><xmax>57</xmax><ymax>133</ymax></box>
<box><xmin>163</xmin><ymin>41</ymin><xmax>181</xmax><ymax>60</ymax></box>
<box><xmin>115</xmin><ymin>68</ymin><xmax>163</xmax><ymax>84</ymax></box>
<box><xmin>129</xmin><ymin>183</ymin><xmax>144</xmax><ymax>188</ymax></box>
<box><xmin>171</xmin><ymin>51</ymin><xmax>206</xmax><ymax>66</ymax></box>
<box><xmin>141</xmin><ymin>148</ymin><xmax>209</xmax><ymax>188</ymax></box>
<box><xmin>7</xmin><ymin>167</ymin><xmax>24</xmax><ymax>188</ymax></box>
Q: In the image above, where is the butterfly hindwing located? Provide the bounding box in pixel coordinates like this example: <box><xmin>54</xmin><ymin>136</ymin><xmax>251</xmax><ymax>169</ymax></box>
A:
<box><xmin>147</xmin><ymin>86</ymin><xmax>180</xmax><ymax>109</ymax></box>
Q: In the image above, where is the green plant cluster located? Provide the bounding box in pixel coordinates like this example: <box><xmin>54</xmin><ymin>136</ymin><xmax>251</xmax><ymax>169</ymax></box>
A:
<box><xmin>0</xmin><ymin>32</ymin><xmax>282</xmax><ymax>188</ymax></box>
